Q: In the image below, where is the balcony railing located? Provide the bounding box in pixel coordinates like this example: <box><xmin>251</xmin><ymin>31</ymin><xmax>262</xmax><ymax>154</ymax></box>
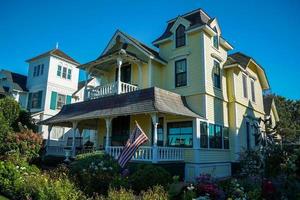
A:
<box><xmin>87</xmin><ymin>81</ymin><xmax>138</xmax><ymax>99</ymax></box>
<box><xmin>106</xmin><ymin>146</ymin><xmax>184</xmax><ymax>163</ymax></box>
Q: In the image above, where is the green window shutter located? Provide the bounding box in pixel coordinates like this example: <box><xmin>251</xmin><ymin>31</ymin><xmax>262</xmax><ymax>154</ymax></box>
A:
<box><xmin>50</xmin><ymin>91</ymin><xmax>57</xmax><ymax>110</ymax></box>
<box><xmin>66</xmin><ymin>95</ymin><xmax>72</xmax><ymax>104</ymax></box>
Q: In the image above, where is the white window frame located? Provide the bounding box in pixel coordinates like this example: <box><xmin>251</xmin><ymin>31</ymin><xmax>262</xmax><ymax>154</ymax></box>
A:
<box><xmin>56</xmin><ymin>93</ymin><xmax>66</xmax><ymax>110</ymax></box>
<box><xmin>251</xmin><ymin>79</ymin><xmax>256</xmax><ymax>102</ymax></box>
<box><xmin>242</xmin><ymin>73</ymin><xmax>248</xmax><ymax>99</ymax></box>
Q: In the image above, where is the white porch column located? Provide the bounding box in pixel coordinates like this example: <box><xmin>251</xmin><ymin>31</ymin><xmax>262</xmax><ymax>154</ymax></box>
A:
<box><xmin>193</xmin><ymin>118</ymin><xmax>201</xmax><ymax>164</ymax></box>
<box><xmin>116</xmin><ymin>57</ymin><xmax>123</xmax><ymax>94</ymax></box>
<box><xmin>151</xmin><ymin>113</ymin><xmax>158</xmax><ymax>163</ymax></box>
<box><xmin>71</xmin><ymin>121</ymin><xmax>78</xmax><ymax>158</ymax></box>
<box><xmin>137</xmin><ymin>62</ymin><xmax>143</xmax><ymax>88</ymax></box>
<box><xmin>46</xmin><ymin>125</ymin><xmax>53</xmax><ymax>147</ymax></box>
<box><xmin>105</xmin><ymin>117</ymin><xmax>112</xmax><ymax>152</ymax></box>
<box><xmin>84</xmin><ymin>72</ymin><xmax>89</xmax><ymax>100</ymax></box>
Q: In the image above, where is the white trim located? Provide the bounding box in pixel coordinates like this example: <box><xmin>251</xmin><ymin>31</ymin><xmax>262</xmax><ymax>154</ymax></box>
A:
<box><xmin>173</xmin><ymin>56</ymin><xmax>189</xmax><ymax>89</ymax></box>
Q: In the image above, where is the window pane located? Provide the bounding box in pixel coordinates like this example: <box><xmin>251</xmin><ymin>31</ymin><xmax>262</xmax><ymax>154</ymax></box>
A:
<box><xmin>243</xmin><ymin>75</ymin><xmax>248</xmax><ymax>98</ymax></box>
<box><xmin>41</xmin><ymin>64</ymin><xmax>44</xmax><ymax>75</ymax></box>
<box><xmin>36</xmin><ymin>65</ymin><xmax>40</xmax><ymax>76</ymax></box>
<box><xmin>213</xmin><ymin>35</ymin><xmax>219</xmax><ymax>49</ymax></box>
<box><xmin>67</xmin><ymin>69</ymin><xmax>72</xmax><ymax>80</ymax></box>
<box><xmin>176</xmin><ymin>25</ymin><xmax>186</xmax><ymax>48</ymax></box>
<box><xmin>57</xmin><ymin>65</ymin><xmax>62</xmax><ymax>76</ymax></box>
<box><xmin>62</xmin><ymin>67</ymin><xmax>67</xmax><ymax>79</ymax></box>
<box><xmin>33</xmin><ymin>66</ymin><xmax>37</xmax><ymax>77</ymax></box>
<box><xmin>223</xmin><ymin>127</ymin><xmax>229</xmax><ymax>149</ymax></box>
<box><xmin>213</xmin><ymin>61</ymin><xmax>221</xmax><ymax>88</ymax></box>
<box><xmin>200</xmin><ymin>122</ymin><xmax>208</xmax><ymax>148</ymax></box>
<box><xmin>175</xmin><ymin>59</ymin><xmax>187</xmax><ymax>87</ymax></box>
<box><xmin>56</xmin><ymin>94</ymin><xmax>66</xmax><ymax>109</ymax></box>
<box><xmin>167</xmin><ymin>121</ymin><xmax>192</xmax><ymax>148</ymax></box>
<box><xmin>251</xmin><ymin>80</ymin><xmax>255</xmax><ymax>102</ymax></box>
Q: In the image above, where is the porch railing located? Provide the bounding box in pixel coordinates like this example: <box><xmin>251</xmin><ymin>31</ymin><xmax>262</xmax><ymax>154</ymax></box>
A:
<box><xmin>106</xmin><ymin>146</ymin><xmax>184</xmax><ymax>162</ymax></box>
<box><xmin>88</xmin><ymin>81</ymin><xmax>138</xmax><ymax>99</ymax></box>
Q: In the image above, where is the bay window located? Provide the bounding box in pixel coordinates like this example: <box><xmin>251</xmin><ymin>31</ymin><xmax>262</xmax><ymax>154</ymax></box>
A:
<box><xmin>167</xmin><ymin>121</ymin><xmax>193</xmax><ymax>147</ymax></box>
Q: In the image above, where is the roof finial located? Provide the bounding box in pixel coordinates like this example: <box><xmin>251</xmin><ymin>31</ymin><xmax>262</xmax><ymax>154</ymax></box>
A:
<box><xmin>55</xmin><ymin>42</ymin><xmax>59</xmax><ymax>49</ymax></box>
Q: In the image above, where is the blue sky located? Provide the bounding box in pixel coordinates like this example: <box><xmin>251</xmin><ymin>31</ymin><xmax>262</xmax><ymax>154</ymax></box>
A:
<box><xmin>0</xmin><ymin>0</ymin><xmax>299</xmax><ymax>99</ymax></box>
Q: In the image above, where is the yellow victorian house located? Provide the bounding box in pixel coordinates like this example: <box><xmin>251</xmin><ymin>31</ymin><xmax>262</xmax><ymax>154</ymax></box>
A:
<box><xmin>42</xmin><ymin>8</ymin><xmax>277</xmax><ymax>181</ymax></box>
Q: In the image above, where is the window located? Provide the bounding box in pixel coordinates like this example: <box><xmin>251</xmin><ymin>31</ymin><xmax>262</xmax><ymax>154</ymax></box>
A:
<box><xmin>33</xmin><ymin>66</ymin><xmax>37</xmax><ymax>77</ymax></box>
<box><xmin>213</xmin><ymin>27</ymin><xmax>219</xmax><ymax>49</ymax></box>
<box><xmin>36</xmin><ymin>65</ymin><xmax>40</xmax><ymax>76</ymax></box>
<box><xmin>167</xmin><ymin>121</ymin><xmax>193</xmax><ymax>147</ymax></box>
<box><xmin>40</xmin><ymin>64</ymin><xmax>44</xmax><ymax>75</ymax></box>
<box><xmin>200</xmin><ymin>122</ymin><xmax>208</xmax><ymax>148</ymax></box>
<box><xmin>175</xmin><ymin>59</ymin><xmax>187</xmax><ymax>87</ymax></box>
<box><xmin>62</xmin><ymin>67</ymin><xmax>67</xmax><ymax>79</ymax></box>
<box><xmin>242</xmin><ymin>74</ymin><xmax>248</xmax><ymax>98</ymax></box>
<box><xmin>209</xmin><ymin>124</ymin><xmax>222</xmax><ymax>149</ymax></box>
<box><xmin>51</xmin><ymin>127</ymin><xmax>65</xmax><ymax>140</ymax></box>
<box><xmin>213</xmin><ymin>60</ymin><xmax>221</xmax><ymax>89</ymax></box>
<box><xmin>29</xmin><ymin>91</ymin><xmax>42</xmax><ymax>109</ymax></box>
<box><xmin>251</xmin><ymin>80</ymin><xmax>255</xmax><ymax>102</ymax></box>
<box><xmin>56</xmin><ymin>94</ymin><xmax>66</xmax><ymax>109</ymax></box>
<box><xmin>67</xmin><ymin>69</ymin><xmax>72</xmax><ymax>80</ymax></box>
<box><xmin>57</xmin><ymin>65</ymin><xmax>62</xmax><ymax>76</ymax></box>
<box><xmin>223</xmin><ymin>127</ymin><xmax>229</xmax><ymax>149</ymax></box>
<box><xmin>175</xmin><ymin>24</ymin><xmax>186</xmax><ymax>48</ymax></box>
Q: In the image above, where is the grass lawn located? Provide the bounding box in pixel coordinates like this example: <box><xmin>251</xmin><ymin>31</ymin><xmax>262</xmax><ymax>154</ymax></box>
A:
<box><xmin>0</xmin><ymin>195</ymin><xmax>9</xmax><ymax>200</ymax></box>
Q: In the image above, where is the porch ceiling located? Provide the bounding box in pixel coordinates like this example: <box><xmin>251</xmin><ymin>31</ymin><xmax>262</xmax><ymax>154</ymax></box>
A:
<box><xmin>39</xmin><ymin>87</ymin><xmax>204</xmax><ymax>128</ymax></box>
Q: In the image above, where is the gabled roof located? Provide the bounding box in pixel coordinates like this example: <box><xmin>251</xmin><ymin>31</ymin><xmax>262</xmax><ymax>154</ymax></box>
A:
<box><xmin>26</xmin><ymin>48</ymin><xmax>80</xmax><ymax>65</ymax></box>
<box><xmin>40</xmin><ymin>87</ymin><xmax>203</xmax><ymax>127</ymax></box>
<box><xmin>224</xmin><ymin>52</ymin><xmax>270</xmax><ymax>90</ymax></box>
<box><xmin>101</xmin><ymin>30</ymin><xmax>166</xmax><ymax>64</ymax></box>
<box><xmin>0</xmin><ymin>69</ymin><xmax>28</xmax><ymax>92</ymax></box>
<box><xmin>152</xmin><ymin>8</ymin><xmax>211</xmax><ymax>44</ymax></box>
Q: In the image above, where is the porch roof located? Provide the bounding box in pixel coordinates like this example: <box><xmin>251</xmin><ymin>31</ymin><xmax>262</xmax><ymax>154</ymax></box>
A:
<box><xmin>40</xmin><ymin>87</ymin><xmax>204</xmax><ymax>128</ymax></box>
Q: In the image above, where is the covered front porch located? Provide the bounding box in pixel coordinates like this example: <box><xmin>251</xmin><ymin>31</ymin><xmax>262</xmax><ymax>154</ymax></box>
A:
<box><xmin>41</xmin><ymin>87</ymin><xmax>204</xmax><ymax>163</ymax></box>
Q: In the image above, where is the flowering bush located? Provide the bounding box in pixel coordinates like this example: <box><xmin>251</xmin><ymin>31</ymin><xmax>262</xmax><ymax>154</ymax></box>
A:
<box><xmin>5</xmin><ymin>130</ymin><xmax>43</xmax><ymax>161</ymax></box>
<box><xmin>0</xmin><ymin>161</ymin><xmax>85</xmax><ymax>200</ymax></box>
<box><xmin>225</xmin><ymin>179</ymin><xmax>248</xmax><ymax>200</ymax></box>
<box><xmin>195</xmin><ymin>174</ymin><xmax>224</xmax><ymax>200</ymax></box>
<box><xmin>70</xmin><ymin>151</ymin><xmax>121</xmax><ymax>195</ymax></box>
<box><xmin>141</xmin><ymin>185</ymin><xmax>169</xmax><ymax>200</ymax></box>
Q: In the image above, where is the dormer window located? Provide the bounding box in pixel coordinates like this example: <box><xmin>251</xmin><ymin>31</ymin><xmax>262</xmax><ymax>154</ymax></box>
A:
<box><xmin>213</xmin><ymin>27</ymin><xmax>219</xmax><ymax>49</ymax></box>
<box><xmin>176</xmin><ymin>24</ymin><xmax>186</xmax><ymax>48</ymax></box>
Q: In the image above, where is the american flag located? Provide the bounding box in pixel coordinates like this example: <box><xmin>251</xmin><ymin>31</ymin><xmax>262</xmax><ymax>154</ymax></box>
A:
<box><xmin>118</xmin><ymin>122</ymin><xmax>148</xmax><ymax>168</ymax></box>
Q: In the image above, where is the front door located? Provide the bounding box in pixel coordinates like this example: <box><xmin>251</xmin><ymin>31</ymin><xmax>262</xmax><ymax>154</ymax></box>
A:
<box><xmin>111</xmin><ymin>116</ymin><xmax>130</xmax><ymax>146</ymax></box>
<box><xmin>115</xmin><ymin>64</ymin><xmax>131</xmax><ymax>83</ymax></box>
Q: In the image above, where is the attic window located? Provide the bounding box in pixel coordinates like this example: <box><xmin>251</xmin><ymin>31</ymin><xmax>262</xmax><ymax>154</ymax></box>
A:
<box><xmin>213</xmin><ymin>27</ymin><xmax>219</xmax><ymax>49</ymax></box>
<box><xmin>176</xmin><ymin>25</ymin><xmax>186</xmax><ymax>48</ymax></box>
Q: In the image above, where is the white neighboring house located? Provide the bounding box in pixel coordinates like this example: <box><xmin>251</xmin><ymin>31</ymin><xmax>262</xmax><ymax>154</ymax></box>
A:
<box><xmin>26</xmin><ymin>48</ymin><xmax>82</xmax><ymax>154</ymax></box>
<box><xmin>0</xmin><ymin>69</ymin><xmax>28</xmax><ymax>109</ymax></box>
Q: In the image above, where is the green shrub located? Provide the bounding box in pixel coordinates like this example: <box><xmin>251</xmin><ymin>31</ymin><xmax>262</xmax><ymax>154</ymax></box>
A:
<box><xmin>12</xmin><ymin>109</ymin><xmax>38</xmax><ymax>132</ymax></box>
<box><xmin>70</xmin><ymin>151</ymin><xmax>121</xmax><ymax>195</ymax></box>
<box><xmin>129</xmin><ymin>165</ymin><xmax>172</xmax><ymax>192</ymax></box>
<box><xmin>5</xmin><ymin>130</ymin><xmax>43</xmax><ymax>162</ymax></box>
<box><xmin>142</xmin><ymin>185</ymin><xmax>169</xmax><ymax>200</ymax></box>
<box><xmin>0</xmin><ymin>97</ymin><xmax>20</xmax><ymax>126</ymax></box>
<box><xmin>0</xmin><ymin>161</ymin><xmax>86</xmax><ymax>200</ymax></box>
<box><xmin>107</xmin><ymin>187</ymin><xmax>135</xmax><ymax>200</ymax></box>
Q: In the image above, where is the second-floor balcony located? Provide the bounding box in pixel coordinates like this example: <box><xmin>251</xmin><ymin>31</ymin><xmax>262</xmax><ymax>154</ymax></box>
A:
<box><xmin>87</xmin><ymin>81</ymin><xmax>138</xmax><ymax>99</ymax></box>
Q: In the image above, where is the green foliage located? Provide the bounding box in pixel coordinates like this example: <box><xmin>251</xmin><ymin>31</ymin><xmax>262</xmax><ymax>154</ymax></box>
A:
<box><xmin>129</xmin><ymin>164</ymin><xmax>172</xmax><ymax>192</ymax></box>
<box><xmin>141</xmin><ymin>185</ymin><xmax>169</xmax><ymax>200</ymax></box>
<box><xmin>272</xmin><ymin>94</ymin><xmax>300</xmax><ymax>142</ymax></box>
<box><xmin>239</xmin><ymin>149</ymin><xmax>263</xmax><ymax>176</ymax></box>
<box><xmin>70</xmin><ymin>151</ymin><xmax>121</xmax><ymax>195</ymax></box>
<box><xmin>0</xmin><ymin>113</ymin><xmax>12</xmax><ymax>155</ymax></box>
<box><xmin>106</xmin><ymin>187</ymin><xmax>135</xmax><ymax>200</ymax></box>
<box><xmin>0</xmin><ymin>161</ymin><xmax>86</xmax><ymax>200</ymax></box>
<box><xmin>12</xmin><ymin>109</ymin><xmax>38</xmax><ymax>132</ymax></box>
<box><xmin>0</xmin><ymin>97</ymin><xmax>20</xmax><ymax>126</ymax></box>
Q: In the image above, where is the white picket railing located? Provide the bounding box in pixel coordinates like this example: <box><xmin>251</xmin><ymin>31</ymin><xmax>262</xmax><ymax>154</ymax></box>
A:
<box><xmin>158</xmin><ymin>147</ymin><xmax>184</xmax><ymax>161</ymax></box>
<box><xmin>106</xmin><ymin>146</ymin><xmax>184</xmax><ymax>162</ymax></box>
<box><xmin>120</xmin><ymin>82</ymin><xmax>138</xmax><ymax>94</ymax></box>
<box><xmin>88</xmin><ymin>81</ymin><xmax>138</xmax><ymax>99</ymax></box>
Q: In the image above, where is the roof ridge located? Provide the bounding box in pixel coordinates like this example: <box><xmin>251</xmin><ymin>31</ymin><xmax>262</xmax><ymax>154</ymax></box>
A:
<box><xmin>167</xmin><ymin>8</ymin><xmax>211</xmax><ymax>23</ymax></box>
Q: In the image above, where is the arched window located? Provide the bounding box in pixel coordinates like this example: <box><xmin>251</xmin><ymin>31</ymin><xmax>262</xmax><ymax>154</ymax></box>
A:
<box><xmin>176</xmin><ymin>24</ymin><xmax>186</xmax><ymax>48</ymax></box>
<box><xmin>213</xmin><ymin>27</ymin><xmax>219</xmax><ymax>49</ymax></box>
